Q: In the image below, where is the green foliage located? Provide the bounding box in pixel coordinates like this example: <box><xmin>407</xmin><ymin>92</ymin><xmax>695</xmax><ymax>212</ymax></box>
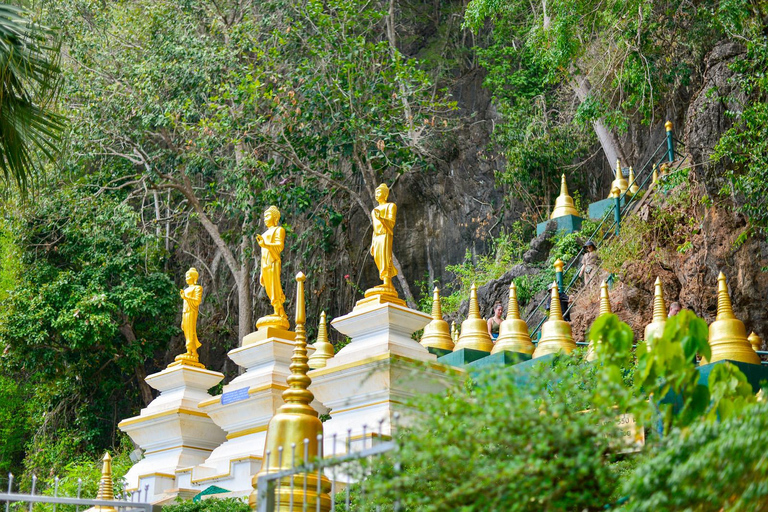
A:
<box><xmin>0</xmin><ymin>220</ymin><xmax>21</xmax><ymax>302</ymax></box>
<box><xmin>163</xmin><ymin>498</ymin><xmax>250</xmax><ymax>512</ymax></box>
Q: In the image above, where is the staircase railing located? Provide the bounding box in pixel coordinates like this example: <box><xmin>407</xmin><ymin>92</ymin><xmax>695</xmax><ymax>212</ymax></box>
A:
<box><xmin>526</xmin><ymin>123</ymin><xmax>687</xmax><ymax>339</ymax></box>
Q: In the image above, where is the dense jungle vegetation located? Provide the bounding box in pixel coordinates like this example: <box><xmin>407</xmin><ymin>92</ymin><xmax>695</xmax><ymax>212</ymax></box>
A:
<box><xmin>0</xmin><ymin>0</ymin><xmax>767</xmax><ymax>507</ymax></box>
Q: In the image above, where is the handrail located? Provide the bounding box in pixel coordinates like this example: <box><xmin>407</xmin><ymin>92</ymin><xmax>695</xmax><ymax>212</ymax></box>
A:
<box><xmin>526</xmin><ymin>128</ymin><xmax>687</xmax><ymax>338</ymax></box>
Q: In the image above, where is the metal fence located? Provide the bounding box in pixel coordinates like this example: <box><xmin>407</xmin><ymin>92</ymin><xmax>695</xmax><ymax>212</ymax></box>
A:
<box><xmin>254</xmin><ymin>416</ymin><xmax>398</xmax><ymax>512</ymax></box>
<box><xmin>0</xmin><ymin>474</ymin><xmax>158</xmax><ymax>512</ymax></box>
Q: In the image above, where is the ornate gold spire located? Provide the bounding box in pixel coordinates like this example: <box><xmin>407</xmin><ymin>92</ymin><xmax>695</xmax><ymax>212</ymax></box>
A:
<box><xmin>250</xmin><ymin>272</ymin><xmax>331</xmax><ymax>511</ymax></box>
<box><xmin>628</xmin><ymin>166</ymin><xmax>639</xmax><ymax>195</ymax></box>
<box><xmin>586</xmin><ymin>281</ymin><xmax>612</xmax><ymax>361</ymax></box>
<box><xmin>84</xmin><ymin>452</ymin><xmax>117</xmax><ymax>512</ymax></box>
<box><xmin>453</xmin><ymin>283</ymin><xmax>494</xmax><ymax>352</ymax></box>
<box><xmin>533</xmin><ymin>282</ymin><xmax>576</xmax><ymax>358</ymax></box>
<box><xmin>492</xmin><ymin>282</ymin><xmax>533</xmax><ymax>355</ymax></box>
<box><xmin>550</xmin><ymin>174</ymin><xmax>579</xmax><ymax>219</ymax></box>
<box><xmin>644</xmin><ymin>277</ymin><xmax>667</xmax><ymax>347</ymax></box>
<box><xmin>307</xmin><ymin>311</ymin><xmax>335</xmax><ymax>369</ymax></box>
<box><xmin>748</xmin><ymin>332</ymin><xmax>762</xmax><ymax>354</ymax></box>
<box><xmin>705</xmin><ymin>272</ymin><xmax>761</xmax><ymax>365</ymax></box>
<box><xmin>420</xmin><ymin>287</ymin><xmax>454</xmax><ymax>351</ymax></box>
<box><xmin>608</xmin><ymin>159</ymin><xmax>629</xmax><ymax>198</ymax></box>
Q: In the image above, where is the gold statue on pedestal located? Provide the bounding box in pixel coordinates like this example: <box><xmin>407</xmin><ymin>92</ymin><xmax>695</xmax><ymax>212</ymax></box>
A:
<box><xmin>453</xmin><ymin>283</ymin><xmax>494</xmax><ymax>353</ymax></box>
<box><xmin>532</xmin><ymin>282</ymin><xmax>576</xmax><ymax>358</ymax></box>
<box><xmin>256</xmin><ymin>206</ymin><xmax>290</xmax><ymax>330</ymax></box>
<box><xmin>492</xmin><ymin>282</ymin><xmax>533</xmax><ymax>355</ymax></box>
<box><xmin>170</xmin><ymin>268</ymin><xmax>205</xmax><ymax>369</ymax></box>
<box><xmin>356</xmin><ymin>184</ymin><xmax>406</xmax><ymax>310</ymax></box>
<box><xmin>705</xmin><ymin>272</ymin><xmax>761</xmax><ymax>365</ymax></box>
<box><xmin>550</xmin><ymin>174</ymin><xmax>579</xmax><ymax>219</ymax></box>
<box><xmin>420</xmin><ymin>288</ymin><xmax>454</xmax><ymax>351</ymax></box>
<box><xmin>250</xmin><ymin>272</ymin><xmax>331</xmax><ymax>511</ymax></box>
<box><xmin>307</xmin><ymin>311</ymin><xmax>335</xmax><ymax>369</ymax></box>
<box><xmin>644</xmin><ymin>277</ymin><xmax>667</xmax><ymax>347</ymax></box>
<box><xmin>586</xmin><ymin>281</ymin><xmax>612</xmax><ymax>362</ymax></box>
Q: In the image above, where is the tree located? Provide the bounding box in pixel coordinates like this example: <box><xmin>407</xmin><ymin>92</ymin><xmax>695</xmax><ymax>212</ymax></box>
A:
<box><xmin>0</xmin><ymin>4</ymin><xmax>64</xmax><ymax>191</ymax></box>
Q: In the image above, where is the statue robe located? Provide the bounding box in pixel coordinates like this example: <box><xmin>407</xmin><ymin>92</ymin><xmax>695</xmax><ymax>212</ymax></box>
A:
<box><xmin>370</xmin><ymin>202</ymin><xmax>397</xmax><ymax>280</ymax></box>
<box><xmin>260</xmin><ymin>225</ymin><xmax>286</xmax><ymax>310</ymax></box>
<box><xmin>181</xmin><ymin>284</ymin><xmax>202</xmax><ymax>352</ymax></box>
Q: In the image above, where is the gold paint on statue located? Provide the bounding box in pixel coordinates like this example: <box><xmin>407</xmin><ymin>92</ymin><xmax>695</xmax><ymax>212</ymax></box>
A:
<box><xmin>749</xmin><ymin>332</ymin><xmax>762</xmax><ymax>354</ymax></box>
<box><xmin>628</xmin><ymin>166</ymin><xmax>639</xmax><ymax>195</ymax></box>
<box><xmin>533</xmin><ymin>282</ymin><xmax>576</xmax><ymax>358</ymax></box>
<box><xmin>250</xmin><ymin>272</ymin><xmax>331</xmax><ymax>511</ymax></box>
<box><xmin>586</xmin><ymin>281</ymin><xmax>612</xmax><ymax>362</ymax></box>
<box><xmin>420</xmin><ymin>288</ymin><xmax>454</xmax><ymax>351</ymax></box>
<box><xmin>550</xmin><ymin>174</ymin><xmax>579</xmax><ymax>219</ymax></box>
<box><xmin>355</xmin><ymin>184</ymin><xmax>406</xmax><ymax>310</ymax></box>
<box><xmin>608</xmin><ymin>160</ymin><xmax>629</xmax><ymax>198</ymax></box>
<box><xmin>84</xmin><ymin>453</ymin><xmax>117</xmax><ymax>512</ymax></box>
<box><xmin>307</xmin><ymin>311</ymin><xmax>335</xmax><ymax>370</ymax></box>
<box><xmin>704</xmin><ymin>272</ymin><xmax>761</xmax><ymax>365</ymax></box>
<box><xmin>492</xmin><ymin>282</ymin><xmax>533</xmax><ymax>355</ymax></box>
<box><xmin>170</xmin><ymin>268</ymin><xmax>205</xmax><ymax>369</ymax></box>
<box><xmin>644</xmin><ymin>277</ymin><xmax>667</xmax><ymax>347</ymax></box>
<box><xmin>453</xmin><ymin>283</ymin><xmax>494</xmax><ymax>352</ymax></box>
<box><xmin>256</xmin><ymin>206</ymin><xmax>290</xmax><ymax>330</ymax></box>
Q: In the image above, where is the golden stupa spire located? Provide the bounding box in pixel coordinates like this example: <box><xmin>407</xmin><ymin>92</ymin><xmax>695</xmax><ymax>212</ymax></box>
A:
<box><xmin>532</xmin><ymin>282</ymin><xmax>576</xmax><ymax>358</ymax></box>
<box><xmin>652</xmin><ymin>164</ymin><xmax>659</xmax><ymax>184</ymax></box>
<box><xmin>84</xmin><ymin>453</ymin><xmax>117</xmax><ymax>512</ymax></box>
<box><xmin>748</xmin><ymin>332</ymin><xmax>762</xmax><ymax>354</ymax></box>
<box><xmin>451</xmin><ymin>321</ymin><xmax>458</xmax><ymax>345</ymax></box>
<box><xmin>586</xmin><ymin>281</ymin><xmax>611</xmax><ymax>362</ymax></box>
<box><xmin>628</xmin><ymin>167</ymin><xmax>639</xmax><ymax>195</ymax></box>
<box><xmin>250</xmin><ymin>272</ymin><xmax>331</xmax><ymax>510</ymax></box>
<box><xmin>644</xmin><ymin>277</ymin><xmax>667</xmax><ymax>346</ymax></box>
<box><xmin>307</xmin><ymin>311</ymin><xmax>335</xmax><ymax>369</ymax></box>
<box><xmin>550</xmin><ymin>174</ymin><xmax>579</xmax><ymax>219</ymax></box>
<box><xmin>705</xmin><ymin>272</ymin><xmax>760</xmax><ymax>365</ymax></box>
<box><xmin>492</xmin><ymin>282</ymin><xmax>533</xmax><ymax>355</ymax></box>
<box><xmin>420</xmin><ymin>287</ymin><xmax>454</xmax><ymax>351</ymax></box>
<box><xmin>453</xmin><ymin>283</ymin><xmax>494</xmax><ymax>352</ymax></box>
<box><xmin>608</xmin><ymin>159</ymin><xmax>629</xmax><ymax>198</ymax></box>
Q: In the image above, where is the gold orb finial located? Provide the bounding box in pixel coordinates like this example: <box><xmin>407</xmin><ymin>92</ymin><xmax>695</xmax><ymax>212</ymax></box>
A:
<box><xmin>420</xmin><ymin>287</ymin><xmax>454</xmax><ymax>351</ymax></box>
<box><xmin>554</xmin><ymin>259</ymin><xmax>564</xmax><ymax>273</ymax></box>
<box><xmin>665</xmin><ymin>120</ymin><xmax>673</xmax><ymax>132</ymax></box>
<box><xmin>493</xmin><ymin>281</ymin><xmax>533</xmax><ymax>355</ymax></box>
<box><xmin>454</xmin><ymin>283</ymin><xmax>494</xmax><ymax>352</ymax></box>
<box><xmin>706</xmin><ymin>272</ymin><xmax>760</xmax><ymax>365</ymax></box>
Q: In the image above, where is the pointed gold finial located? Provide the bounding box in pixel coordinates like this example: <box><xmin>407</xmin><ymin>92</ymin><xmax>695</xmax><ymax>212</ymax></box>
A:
<box><xmin>170</xmin><ymin>268</ymin><xmax>206</xmax><ymax>369</ymax></box>
<box><xmin>652</xmin><ymin>164</ymin><xmax>659</xmax><ymax>184</ymax></box>
<box><xmin>748</xmin><ymin>332</ymin><xmax>762</xmax><ymax>354</ymax></box>
<box><xmin>644</xmin><ymin>277</ymin><xmax>667</xmax><ymax>346</ymax></box>
<box><xmin>705</xmin><ymin>272</ymin><xmax>760</xmax><ymax>365</ymax></box>
<box><xmin>586</xmin><ymin>281</ymin><xmax>612</xmax><ymax>361</ymax></box>
<box><xmin>533</xmin><ymin>282</ymin><xmax>576</xmax><ymax>358</ymax></box>
<box><xmin>84</xmin><ymin>452</ymin><xmax>117</xmax><ymax>512</ymax></box>
<box><xmin>608</xmin><ymin>160</ymin><xmax>629</xmax><ymax>198</ymax></box>
<box><xmin>628</xmin><ymin>166</ymin><xmax>639</xmax><ymax>195</ymax></box>
<box><xmin>251</xmin><ymin>272</ymin><xmax>331</xmax><ymax>510</ymax></box>
<box><xmin>307</xmin><ymin>311</ymin><xmax>335</xmax><ymax>369</ymax></box>
<box><xmin>454</xmin><ymin>283</ymin><xmax>494</xmax><ymax>352</ymax></box>
<box><xmin>554</xmin><ymin>259</ymin><xmax>564</xmax><ymax>274</ymax></box>
<box><xmin>550</xmin><ymin>174</ymin><xmax>579</xmax><ymax>219</ymax></box>
<box><xmin>665</xmin><ymin>120</ymin><xmax>673</xmax><ymax>132</ymax></box>
<box><xmin>420</xmin><ymin>287</ymin><xmax>454</xmax><ymax>351</ymax></box>
<box><xmin>493</xmin><ymin>282</ymin><xmax>533</xmax><ymax>355</ymax></box>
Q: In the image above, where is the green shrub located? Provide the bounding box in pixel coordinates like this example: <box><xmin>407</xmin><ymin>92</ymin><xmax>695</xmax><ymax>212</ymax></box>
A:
<box><xmin>163</xmin><ymin>497</ymin><xmax>250</xmax><ymax>512</ymax></box>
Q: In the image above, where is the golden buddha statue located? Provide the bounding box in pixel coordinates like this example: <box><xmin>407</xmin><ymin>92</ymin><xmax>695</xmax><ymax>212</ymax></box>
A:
<box><xmin>586</xmin><ymin>281</ymin><xmax>611</xmax><ymax>362</ymax></box>
<box><xmin>356</xmin><ymin>184</ymin><xmax>406</xmax><ymax>309</ymax></box>
<box><xmin>492</xmin><ymin>282</ymin><xmax>533</xmax><ymax>355</ymax></box>
<box><xmin>256</xmin><ymin>206</ymin><xmax>290</xmax><ymax>329</ymax></box>
<box><xmin>532</xmin><ymin>282</ymin><xmax>576</xmax><ymax>358</ymax></box>
<box><xmin>607</xmin><ymin>159</ymin><xmax>629</xmax><ymax>198</ymax></box>
<box><xmin>644</xmin><ymin>277</ymin><xmax>667</xmax><ymax>348</ymax></box>
<box><xmin>420</xmin><ymin>288</ymin><xmax>454</xmax><ymax>351</ymax></box>
<box><xmin>705</xmin><ymin>272</ymin><xmax>761</xmax><ymax>365</ymax></box>
<box><xmin>550</xmin><ymin>174</ymin><xmax>579</xmax><ymax>219</ymax></box>
<box><xmin>170</xmin><ymin>267</ymin><xmax>205</xmax><ymax>369</ymax></box>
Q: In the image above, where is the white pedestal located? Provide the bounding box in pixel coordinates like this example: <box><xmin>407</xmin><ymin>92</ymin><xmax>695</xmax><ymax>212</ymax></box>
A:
<box><xmin>118</xmin><ymin>365</ymin><xmax>226</xmax><ymax>502</ymax></box>
<box><xmin>191</xmin><ymin>330</ymin><xmax>327</xmax><ymax>493</ymax></box>
<box><xmin>309</xmin><ymin>303</ymin><xmax>455</xmax><ymax>455</ymax></box>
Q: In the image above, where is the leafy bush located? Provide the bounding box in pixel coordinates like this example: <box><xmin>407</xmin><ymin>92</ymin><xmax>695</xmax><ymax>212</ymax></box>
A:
<box><xmin>163</xmin><ymin>497</ymin><xmax>250</xmax><ymax>512</ymax></box>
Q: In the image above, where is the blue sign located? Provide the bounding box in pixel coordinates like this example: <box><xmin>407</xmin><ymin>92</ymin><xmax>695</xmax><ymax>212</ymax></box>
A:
<box><xmin>221</xmin><ymin>386</ymin><xmax>250</xmax><ymax>405</ymax></box>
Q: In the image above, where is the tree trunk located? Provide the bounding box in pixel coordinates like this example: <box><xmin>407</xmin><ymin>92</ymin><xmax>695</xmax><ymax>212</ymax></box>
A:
<box><xmin>571</xmin><ymin>74</ymin><xmax>628</xmax><ymax>169</ymax></box>
<box><xmin>119</xmin><ymin>321</ymin><xmax>154</xmax><ymax>406</ymax></box>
